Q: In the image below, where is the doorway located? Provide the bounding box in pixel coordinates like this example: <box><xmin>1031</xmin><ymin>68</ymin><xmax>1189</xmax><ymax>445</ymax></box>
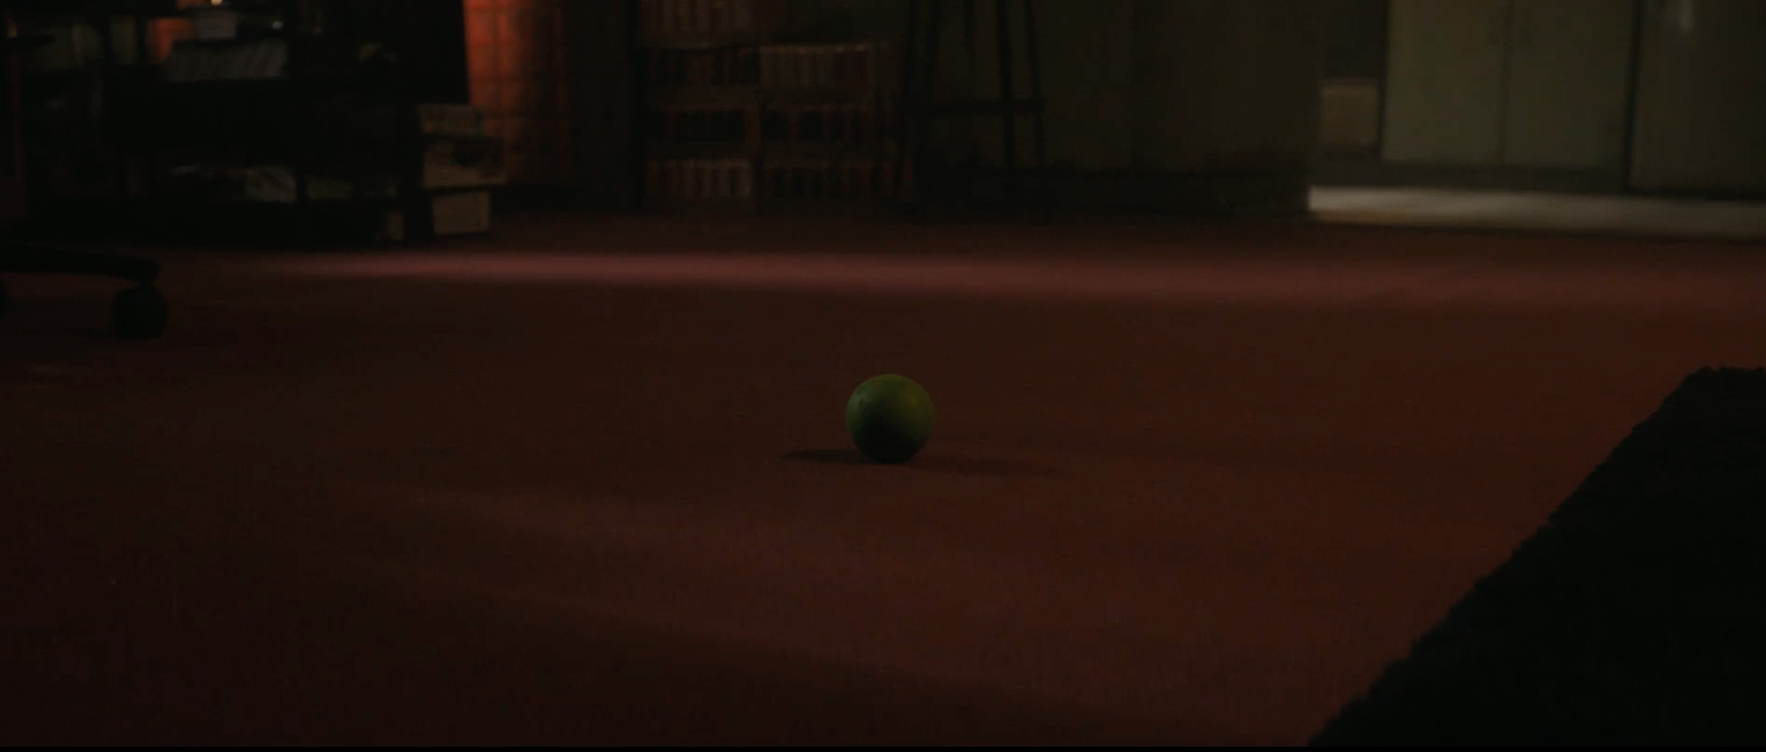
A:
<box><xmin>1309</xmin><ymin>0</ymin><xmax>1766</xmax><ymax>239</ymax></box>
<box><xmin>1317</xmin><ymin>0</ymin><xmax>1641</xmax><ymax>193</ymax></box>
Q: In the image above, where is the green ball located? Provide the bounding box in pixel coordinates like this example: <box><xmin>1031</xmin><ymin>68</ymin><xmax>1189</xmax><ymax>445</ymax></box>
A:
<box><xmin>845</xmin><ymin>374</ymin><xmax>935</xmax><ymax>464</ymax></box>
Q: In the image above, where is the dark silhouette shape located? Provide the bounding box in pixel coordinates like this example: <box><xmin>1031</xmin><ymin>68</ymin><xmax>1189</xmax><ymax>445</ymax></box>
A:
<box><xmin>1312</xmin><ymin>367</ymin><xmax>1766</xmax><ymax>746</ymax></box>
<box><xmin>0</xmin><ymin>21</ymin><xmax>169</xmax><ymax>340</ymax></box>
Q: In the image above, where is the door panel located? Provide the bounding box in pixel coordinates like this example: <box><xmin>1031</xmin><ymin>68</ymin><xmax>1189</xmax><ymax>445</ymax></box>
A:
<box><xmin>1501</xmin><ymin>0</ymin><xmax>1636</xmax><ymax>173</ymax></box>
<box><xmin>1381</xmin><ymin>0</ymin><xmax>1511</xmax><ymax>165</ymax></box>
<box><xmin>0</xmin><ymin>42</ymin><xmax>26</xmax><ymax>225</ymax></box>
<box><xmin>1629</xmin><ymin>0</ymin><xmax>1766</xmax><ymax>195</ymax></box>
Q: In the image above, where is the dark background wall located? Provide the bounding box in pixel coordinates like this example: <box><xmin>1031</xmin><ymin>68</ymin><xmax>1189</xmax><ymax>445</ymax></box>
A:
<box><xmin>1321</xmin><ymin>0</ymin><xmax>1387</xmax><ymax>80</ymax></box>
<box><xmin>773</xmin><ymin>0</ymin><xmax>1325</xmax><ymax>216</ymax></box>
<box><xmin>335</xmin><ymin>0</ymin><xmax>471</xmax><ymax>103</ymax></box>
<box><xmin>536</xmin><ymin>0</ymin><xmax>1766</xmax><ymax>211</ymax></box>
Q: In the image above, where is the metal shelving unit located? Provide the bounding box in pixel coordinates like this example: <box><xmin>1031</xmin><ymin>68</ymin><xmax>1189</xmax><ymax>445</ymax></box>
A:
<box><xmin>6</xmin><ymin>0</ymin><xmax>498</xmax><ymax>245</ymax></box>
<box><xmin>897</xmin><ymin>0</ymin><xmax>1046</xmax><ymax>219</ymax></box>
<box><xmin>636</xmin><ymin>0</ymin><xmax>902</xmax><ymax>216</ymax></box>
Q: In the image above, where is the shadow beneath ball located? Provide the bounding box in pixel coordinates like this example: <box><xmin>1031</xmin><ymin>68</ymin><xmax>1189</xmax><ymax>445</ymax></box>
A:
<box><xmin>784</xmin><ymin>449</ymin><xmax>1062</xmax><ymax>479</ymax></box>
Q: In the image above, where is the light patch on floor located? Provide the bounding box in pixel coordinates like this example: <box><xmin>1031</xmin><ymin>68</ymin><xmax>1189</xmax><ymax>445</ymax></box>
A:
<box><xmin>1311</xmin><ymin>187</ymin><xmax>1766</xmax><ymax>241</ymax></box>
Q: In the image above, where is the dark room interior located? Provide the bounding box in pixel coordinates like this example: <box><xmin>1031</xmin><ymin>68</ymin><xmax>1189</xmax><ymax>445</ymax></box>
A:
<box><xmin>2</xmin><ymin>0</ymin><xmax>1764</xmax><ymax>746</ymax></box>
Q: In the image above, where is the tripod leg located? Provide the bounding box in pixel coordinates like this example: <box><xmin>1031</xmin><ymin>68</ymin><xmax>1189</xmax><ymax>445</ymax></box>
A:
<box><xmin>963</xmin><ymin>0</ymin><xmax>977</xmax><ymax>53</ymax></box>
<box><xmin>916</xmin><ymin>1</ymin><xmax>945</xmax><ymax>218</ymax></box>
<box><xmin>894</xmin><ymin>0</ymin><xmax>921</xmax><ymax>208</ymax></box>
<box><xmin>1023</xmin><ymin>0</ymin><xmax>1047</xmax><ymax>169</ymax></box>
<box><xmin>994</xmin><ymin>0</ymin><xmax>1020</xmax><ymax>215</ymax></box>
<box><xmin>1022</xmin><ymin>0</ymin><xmax>1050</xmax><ymax>221</ymax></box>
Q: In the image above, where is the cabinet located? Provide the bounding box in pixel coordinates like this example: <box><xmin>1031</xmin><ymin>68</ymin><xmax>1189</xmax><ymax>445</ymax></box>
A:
<box><xmin>1381</xmin><ymin>0</ymin><xmax>1636</xmax><ymax>175</ymax></box>
<box><xmin>1628</xmin><ymin>0</ymin><xmax>1766</xmax><ymax>197</ymax></box>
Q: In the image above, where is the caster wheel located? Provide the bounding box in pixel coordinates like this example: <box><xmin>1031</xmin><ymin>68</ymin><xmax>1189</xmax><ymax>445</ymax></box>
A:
<box><xmin>111</xmin><ymin>284</ymin><xmax>168</xmax><ymax>341</ymax></box>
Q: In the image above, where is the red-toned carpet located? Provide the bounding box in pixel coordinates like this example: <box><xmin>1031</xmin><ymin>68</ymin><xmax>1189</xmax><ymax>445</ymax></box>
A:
<box><xmin>2</xmin><ymin>217</ymin><xmax>1763</xmax><ymax>744</ymax></box>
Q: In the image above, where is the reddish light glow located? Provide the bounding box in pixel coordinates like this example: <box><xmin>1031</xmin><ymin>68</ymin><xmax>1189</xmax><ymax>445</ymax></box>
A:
<box><xmin>148</xmin><ymin>18</ymin><xmax>193</xmax><ymax>64</ymax></box>
<box><xmin>465</xmin><ymin>0</ymin><xmax>571</xmax><ymax>185</ymax></box>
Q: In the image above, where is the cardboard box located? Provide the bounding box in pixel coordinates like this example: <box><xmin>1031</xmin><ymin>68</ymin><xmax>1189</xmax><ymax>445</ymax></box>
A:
<box><xmin>419</xmin><ymin>104</ymin><xmax>488</xmax><ymax>138</ymax></box>
<box><xmin>424</xmin><ymin>136</ymin><xmax>507</xmax><ymax>189</ymax></box>
<box><xmin>386</xmin><ymin>189</ymin><xmax>492</xmax><ymax>242</ymax></box>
